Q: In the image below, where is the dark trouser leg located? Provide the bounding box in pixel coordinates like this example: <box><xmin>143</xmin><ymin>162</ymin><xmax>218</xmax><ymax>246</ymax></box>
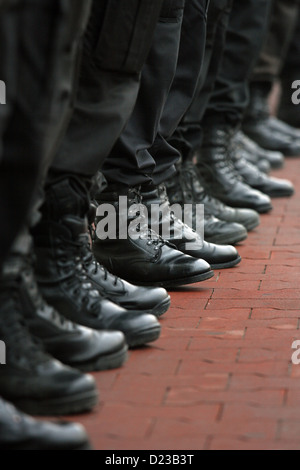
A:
<box><xmin>150</xmin><ymin>0</ymin><xmax>208</xmax><ymax>183</ymax></box>
<box><xmin>244</xmin><ymin>0</ymin><xmax>300</xmax><ymax>154</ymax></box>
<box><xmin>190</xmin><ymin>0</ymin><xmax>275</xmax><ymax>213</ymax></box>
<box><xmin>175</xmin><ymin>0</ymin><xmax>233</xmax><ymax>154</ymax></box>
<box><xmin>0</xmin><ymin>0</ymin><xmax>101</xmax><ymax>419</ymax></box>
<box><xmin>278</xmin><ymin>7</ymin><xmax>300</xmax><ymax>126</ymax></box>
<box><xmin>102</xmin><ymin>0</ymin><xmax>186</xmax><ymax>186</ymax></box>
<box><xmin>29</xmin><ymin>0</ymin><xmax>93</xmax><ymax>226</ymax></box>
<box><xmin>174</xmin><ymin>0</ymin><xmax>270</xmax><ymax>156</ymax></box>
<box><xmin>204</xmin><ymin>0</ymin><xmax>270</xmax><ymax>127</ymax></box>
<box><xmin>0</xmin><ymin>0</ymin><xmax>75</xmax><ymax>269</ymax></box>
<box><xmin>252</xmin><ymin>0</ymin><xmax>300</xmax><ymax>89</ymax></box>
<box><xmin>34</xmin><ymin>0</ymin><xmax>166</xmax><ymax>258</ymax></box>
<box><xmin>281</xmin><ymin>6</ymin><xmax>300</xmax><ymax>81</ymax></box>
<box><xmin>200</xmin><ymin>0</ymin><xmax>294</xmax><ymax>197</ymax></box>
<box><xmin>0</xmin><ymin>2</ymin><xmax>17</xmax><ymax>268</ymax></box>
<box><xmin>50</xmin><ymin>0</ymin><xmax>163</xmax><ymax>179</ymax></box>
<box><xmin>199</xmin><ymin>0</ymin><xmax>294</xmax><ymax>198</ymax></box>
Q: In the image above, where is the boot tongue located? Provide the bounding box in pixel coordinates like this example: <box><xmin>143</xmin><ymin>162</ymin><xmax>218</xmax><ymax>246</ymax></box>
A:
<box><xmin>43</xmin><ymin>177</ymin><xmax>90</xmax><ymax>220</ymax></box>
<box><xmin>247</xmin><ymin>83</ymin><xmax>272</xmax><ymax>120</ymax></box>
<box><xmin>201</xmin><ymin>125</ymin><xmax>239</xmax><ymax>151</ymax></box>
<box><xmin>182</xmin><ymin>162</ymin><xmax>205</xmax><ymax>194</ymax></box>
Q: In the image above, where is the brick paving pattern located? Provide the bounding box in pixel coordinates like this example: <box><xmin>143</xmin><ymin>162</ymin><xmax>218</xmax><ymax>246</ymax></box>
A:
<box><xmin>71</xmin><ymin>158</ymin><xmax>300</xmax><ymax>451</ymax></box>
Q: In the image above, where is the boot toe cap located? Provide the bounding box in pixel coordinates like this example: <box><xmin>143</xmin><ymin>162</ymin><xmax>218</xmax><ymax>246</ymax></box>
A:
<box><xmin>203</xmin><ymin>243</ymin><xmax>241</xmax><ymax>269</ymax></box>
<box><xmin>233</xmin><ymin>208</ymin><xmax>261</xmax><ymax>231</ymax></box>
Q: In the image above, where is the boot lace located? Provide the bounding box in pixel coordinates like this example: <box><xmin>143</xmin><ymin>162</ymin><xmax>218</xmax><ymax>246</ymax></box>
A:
<box><xmin>56</xmin><ymin>236</ymin><xmax>105</xmax><ymax>313</ymax></box>
<box><xmin>82</xmin><ymin>229</ymin><xmax>122</xmax><ymax>288</ymax></box>
<box><xmin>129</xmin><ymin>187</ymin><xmax>169</xmax><ymax>252</ymax></box>
<box><xmin>22</xmin><ymin>257</ymin><xmax>79</xmax><ymax>331</ymax></box>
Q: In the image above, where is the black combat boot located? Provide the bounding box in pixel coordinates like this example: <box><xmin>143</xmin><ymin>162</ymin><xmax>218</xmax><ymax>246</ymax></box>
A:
<box><xmin>140</xmin><ymin>183</ymin><xmax>241</xmax><ymax>270</ymax></box>
<box><xmin>234</xmin><ymin>131</ymin><xmax>284</xmax><ymax>170</ymax></box>
<box><xmin>11</xmin><ymin>246</ymin><xmax>128</xmax><ymax>372</ymax></box>
<box><xmin>79</xmin><ymin>202</ymin><xmax>171</xmax><ymax>318</ymax></box>
<box><xmin>197</xmin><ymin>126</ymin><xmax>273</xmax><ymax>213</ymax></box>
<box><xmin>32</xmin><ymin>176</ymin><xmax>161</xmax><ymax>348</ymax></box>
<box><xmin>0</xmin><ymin>398</ymin><xmax>91</xmax><ymax>450</ymax></box>
<box><xmin>8</xmin><ymin>229</ymin><xmax>128</xmax><ymax>372</ymax></box>
<box><xmin>164</xmin><ymin>160</ymin><xmax>257</xmax><ymax>245</ymax></box>
<box><xmin>93</xmin><ymin>183</ymin><xmax>214</xmax><ymax>288</ymax></box>
<box><xmin>80</xmin><ymin>237</ymin><xmax>171</xmax><ymax>318</ymax></box>
<box><xmin>231</xmin><ymin>137</ymin><xmax>295</xmax><ymax>198</ymax></box>
<box><xmin>0</xmin><ymin>258</ymin><xmax>98</xmax><ymax>417</ymax></box>
<box><xmin>243</xmin><ymin>83</ymin><xmax>300</xmax><ymax>156</ymax></box>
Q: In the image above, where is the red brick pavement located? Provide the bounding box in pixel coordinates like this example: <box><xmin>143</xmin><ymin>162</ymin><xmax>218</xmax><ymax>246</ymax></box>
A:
<box><xmin>70</xmin><ymin>158</ymin><xmax>300</xmax><ymax>451</ymax></box>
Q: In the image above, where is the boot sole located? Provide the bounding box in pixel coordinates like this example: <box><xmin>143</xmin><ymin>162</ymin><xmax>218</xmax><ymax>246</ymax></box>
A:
<box><xmin>256</xmin><ymin>203</ymin><xmax>273</xmax><ymax>214</ymax></box>
<box><xmin>205</xmin><ymin>232</ymin><xmax>248</xmax><ymax>246</ymax></box>
<box><xmin>236</xmin><ymin>203</ymin><xmax>272</xmax><ymax>214</ymax></box>
<box><xmin>151</xmin><ymin>296</ymin><xmax>171</xmax><ymax>318</ymax></box>
<box><xmin>218</xmin><ymin>199</ymin><xmax>273</xmax><ymax>215</ymax></box>
<box><xmin>124</xmin><ymin>296</ymin><xmax>171</xmax><ymax>318</ymax></box>
<box><xmin>2</xmin><ymin>441</ymin><xmax>93</xmax><ymax>451</ymax></box>
<box><xmin>242</xmin><ymin>218</ymin><xmax>261</xmax><ymax>232</ymax></box>
<box><xmin>70</xmin><ymin>344</ymin><xmax>129</xmax><ymax>373</ymax></box>
<box><xmin>217</xmin><ymin>216</ymin><xmax>260</xmax><ymax>232</ymax></box>
<box><xmin>126</xmin><ymin>324</ymin><xmax>162</xmax><ymax>348</ymax></box>
<box><xmin>12</xmin><ymin>389</ymin><xmax>99</xmax><ymax>417</ymax></box>
<box><xmin>269</xmin><ymin>160</ymin><xmax>284</xmax><ymax>170</ymax></box>
<box><xmin>283</xmin><ymin>150</ymin><xmax>300</xmax><ymax>157</ymax></box>
<box><xmin>261</xmin><ymin>189</ymin><xmax>295</xmax><ymax>198</ymax></box>
<box><xmin>210</xmin><ymin>255</ymin><xmax>242</xmax><ymax>270</ymax></box>
<box><xmin>126</xmin><ymin>269</ymin><xmax>215</xmax><ymax>289</ymax></box>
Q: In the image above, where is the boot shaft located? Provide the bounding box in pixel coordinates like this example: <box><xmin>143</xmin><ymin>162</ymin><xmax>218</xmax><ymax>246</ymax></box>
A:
<box><xmin>244</xmin><ymin>83</ymin><xmax>272</xmax><ymax>122</ymax></box>
<box><xmin>165</xmin><ymin>161</ymin><xmax>207</xmax><ymax>206</ymax></box>
<box><xmin>41</xmin><ymin>175</ymin><xmax>91</xmax><ymax>222</ymax></box>
<box><xmin>201</xmin><ymin>126</ymin><xmax>235</xmax><ymax>150</ymax></box>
